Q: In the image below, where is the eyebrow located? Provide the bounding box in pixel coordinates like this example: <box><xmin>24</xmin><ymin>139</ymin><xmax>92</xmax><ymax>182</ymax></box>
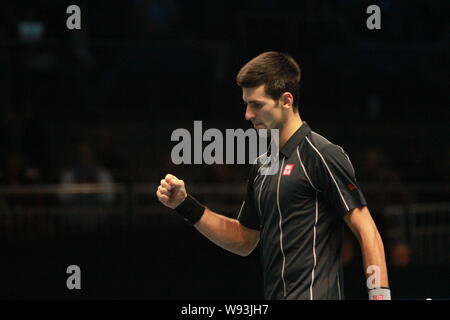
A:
<box><xmin>244</xmin><ymin>100</ymin><xmax>265</xmax><ymax>104</ymax></box>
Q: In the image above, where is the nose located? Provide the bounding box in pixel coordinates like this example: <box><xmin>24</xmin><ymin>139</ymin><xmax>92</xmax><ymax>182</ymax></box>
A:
<box><xmin>245</xmin><ymin>105</ymin><xmax>255</xmax><ymax>121</ymax></box>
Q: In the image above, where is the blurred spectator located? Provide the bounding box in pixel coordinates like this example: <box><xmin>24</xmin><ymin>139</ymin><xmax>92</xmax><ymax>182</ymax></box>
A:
<box><xmin>0</xmin><ymin>101</ymin><xmax>51</xmax><ymax>183</ymax></box>
<box><xmin>21</xmin><ymin>101</ymin><xmax>52</xmax><ymax>182</ymax></box>
<box><xmin>0</xmin><ymin>151</ymin><xmax>40</xmax><ymax>186</ymax></box>
<box><xmin>390</xmin><ymin>242</ymin><xmax>412</xmax><ymax>267</ymax></box>
<box><xmin>0</xmin><ymin>151</ymin><xmax>43</xmax><ymax>207</ymax></box>
<box><xmin>95</xmin><ymin>129</ymin><xmax>129</xmax><ymax>183</ymax></box>
<box><xmin>130</xmin><ymin>0</ymin><xmax>181</xmax><ymax>39</ymax></box>
<box><xmin>358</xmin><ymin>147</ymin><xmax>410</xmax><ymax>258</ymax></box>
<box><xmin>59</xmin><ymin>142</ymin><xmax>115</xmax><ymax>206</ymax></box>
<box><xmin>402</xmin><ymin>140</ymin><xmax>443</xmax><ymax>184</ymax></box>
<box><xmin>425</xmin><ymin>147</ymin><xmax>450</xmax><ymax>202</ymax></box>
<box><xmin>359</xmin><ymin>147</ymin><xmax>410</xmax><ymax>205</ymax></box>
<box><xmin>0</xmin><ymin>102</ymin><xmax>24</xmax><ymax>154</ymax></box>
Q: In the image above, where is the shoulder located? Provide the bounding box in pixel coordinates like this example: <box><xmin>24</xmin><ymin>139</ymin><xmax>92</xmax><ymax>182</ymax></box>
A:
<box><xmin>302</xmin><ymin>132</ymin><xmax>355</xmax><ymax>176</ymax></box>
<box><xmin>303</xmin><ymin>131</ymin><xmax>343</xmax><ymax>159</ymax></box>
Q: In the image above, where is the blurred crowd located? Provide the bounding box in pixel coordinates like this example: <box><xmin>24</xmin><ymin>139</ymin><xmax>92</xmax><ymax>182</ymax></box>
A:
<box><xmin>1</xmin><ymin>99</ymin><xmax>448</xmax><ymax>194</ymax></box>
<box><xmin>4</xmin><ymin>101</ymin><xmax>444</xmax><ymax>267</ymax></box>
<box><xmin>0</xmin><ymin>2</ymin><xmax>449</xmax><ymax>300</ymax></box>
<box><xmin>0</xmin><ymin>1</ymin><xmax>448</xmax><ymax>265</ymax></box>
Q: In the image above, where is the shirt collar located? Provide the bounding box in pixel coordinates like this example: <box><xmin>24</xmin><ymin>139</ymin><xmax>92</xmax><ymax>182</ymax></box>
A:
<box><xmin>279</xmin><ymin>122</ymin><xmax>311</xmax><ymax>158</ymax></box>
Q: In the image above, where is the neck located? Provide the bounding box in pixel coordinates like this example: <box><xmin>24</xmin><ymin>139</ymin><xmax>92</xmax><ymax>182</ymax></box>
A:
<box><xmin>279</xmin><ymin>113</ymin><xmax>303</xmax><ymax>149</ymax></box>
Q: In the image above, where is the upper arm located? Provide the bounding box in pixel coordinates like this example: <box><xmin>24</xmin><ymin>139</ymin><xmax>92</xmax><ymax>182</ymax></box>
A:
<box><xmin>309</xmin><ymin>143</ymin><xmax>367</xmax><ymax>218</ymax></box>
<box><xmin>344</xmin><ymin>206</ymin><xmax>379</xmax><ymax>241</ymax></box>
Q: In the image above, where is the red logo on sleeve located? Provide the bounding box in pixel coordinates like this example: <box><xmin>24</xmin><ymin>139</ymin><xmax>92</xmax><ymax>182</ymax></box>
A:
<box><xmin>347</xmin><ymin>184</ymin><xmax>356</xmax><ymax>191</ymax></box>
<box><xmin>282</xmin><ymin>164</ymin><xmax>295</xmax><ymax>176</ymax></box>
<box><xmin>373</xmin><ymin>295</ymin><xmax>384</xmax><ymax>300</ymax></box>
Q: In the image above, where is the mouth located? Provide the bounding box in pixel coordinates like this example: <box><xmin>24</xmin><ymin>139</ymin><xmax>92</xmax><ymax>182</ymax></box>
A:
<box><xmin>253</xmin><ymin>123</ymin><xmax>264</xmax><ymax>129</ymax></box>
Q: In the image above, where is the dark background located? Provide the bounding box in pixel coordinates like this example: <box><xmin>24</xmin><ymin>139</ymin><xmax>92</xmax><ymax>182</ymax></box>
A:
<box><xmin>0</xmin><ymin>0</ymin><xmax>449</xmax><ymax>299</ymax></box>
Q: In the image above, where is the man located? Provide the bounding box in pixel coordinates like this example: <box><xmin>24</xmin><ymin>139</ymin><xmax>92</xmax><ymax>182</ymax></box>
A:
<box><xmin>156</xmin><ymin>51</ymin><xmax>390</xmax><ymax>300</ymax></box>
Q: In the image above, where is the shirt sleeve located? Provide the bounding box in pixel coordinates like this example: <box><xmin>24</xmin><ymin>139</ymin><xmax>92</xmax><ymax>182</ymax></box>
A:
<box><xmin>311</xmin><ymin>144</ymin><xmax>367</xmax><ymax>217</ymax></box>
<box><xmin>237</xmin><ymin>166</ymin><xmax>260</xmax><ymax>230</ymax></box>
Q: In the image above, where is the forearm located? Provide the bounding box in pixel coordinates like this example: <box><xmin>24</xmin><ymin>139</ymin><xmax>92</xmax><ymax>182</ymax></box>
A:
<box><xmin>194</xmin><ymin>208</ymin><xmax>256</xmax><ymax>256</ymax></box>
<box><xmin>156</xmin><ymin>176</ymin><xmax>258</xmax><ymax>256</ymax></box>
<box><xmin>359</xmin><ymin>229</ymin><xmax>389</xmax><ymax>288</ymax></box>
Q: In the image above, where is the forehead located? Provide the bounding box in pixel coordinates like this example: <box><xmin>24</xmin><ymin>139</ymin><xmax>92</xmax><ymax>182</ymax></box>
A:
<box><xmin>242</xmin><ymin>85</ymin><xmax>271</xmax><ymax>102</ymax></box>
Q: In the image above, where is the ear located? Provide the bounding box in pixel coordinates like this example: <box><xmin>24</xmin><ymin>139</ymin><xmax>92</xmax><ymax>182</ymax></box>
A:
<box><xmin>280</xmin><ymin>92</ymin><xmax>294</xmax><ymax>109</ymax></box>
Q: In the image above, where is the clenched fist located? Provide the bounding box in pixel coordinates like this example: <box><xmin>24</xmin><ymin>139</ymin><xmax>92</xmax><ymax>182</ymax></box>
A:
<box><xmin>156</xmin><ymin>174</ymin><xmax>187</xmax><ymax>209</ymax></box>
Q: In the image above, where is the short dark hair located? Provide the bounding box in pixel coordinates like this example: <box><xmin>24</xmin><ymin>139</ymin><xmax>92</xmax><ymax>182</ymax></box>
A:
<box><xmin>236</xmin><ymin>51</ymin><xmax>301</xmax><ymax>109</ymax></box>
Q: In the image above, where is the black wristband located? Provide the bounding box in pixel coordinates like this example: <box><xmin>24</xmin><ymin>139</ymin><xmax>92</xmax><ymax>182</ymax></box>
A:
<box><xmin>174</xmin><ymin>194</ymin><xmax>205</xmax><ymax>224</ymax></box>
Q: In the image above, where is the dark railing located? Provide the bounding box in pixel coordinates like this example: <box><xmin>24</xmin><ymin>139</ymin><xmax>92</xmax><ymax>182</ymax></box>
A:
<box><xmin>0</xmin><ymin>182</ymin><xmax>448</xmax><ymax>267</ymax></box>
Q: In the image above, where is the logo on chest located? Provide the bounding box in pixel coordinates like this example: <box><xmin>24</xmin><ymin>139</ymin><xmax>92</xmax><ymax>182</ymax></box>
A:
<box><xmin>282</xmin><ymin>164</ymin><xmax>295</xmax><ymax>176</ymax></box>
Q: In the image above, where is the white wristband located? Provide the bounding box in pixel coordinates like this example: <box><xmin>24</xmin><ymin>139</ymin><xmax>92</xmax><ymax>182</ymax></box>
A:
<box><xmin>368</xmin><ymin>288</ymin><xmax>391</xmax><ymax>300</ymax></box>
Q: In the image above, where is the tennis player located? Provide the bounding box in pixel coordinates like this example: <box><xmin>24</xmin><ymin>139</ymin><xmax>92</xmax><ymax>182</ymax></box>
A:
<box><xmin>157</xmin><ymin>51</ymin><xmax>390</xmax><ymax>300</ymax></box>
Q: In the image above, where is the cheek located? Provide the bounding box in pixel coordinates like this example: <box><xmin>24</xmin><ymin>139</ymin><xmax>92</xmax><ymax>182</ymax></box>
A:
<box><xmin>271</xmin><ymin>109</ymin><xmax>283</xmax><ymax>121</ymax></box>
<box><xmin>262</xmin><ymin>111</ymin><xmax>275</xmax><ymax>123</ymax></box>
<box><xmin>259</xmin><ymin>104</ymin><xmax>279</xmax><ymax>122</ymax></box>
